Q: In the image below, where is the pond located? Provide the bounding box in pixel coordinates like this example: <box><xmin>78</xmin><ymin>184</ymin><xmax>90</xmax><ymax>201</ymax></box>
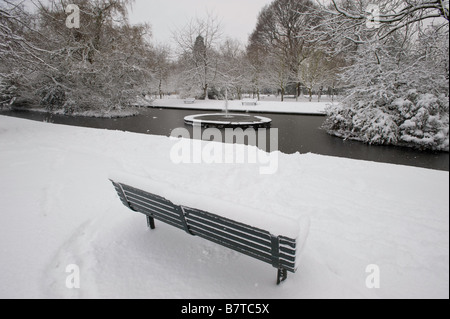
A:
<box><xmin>1</xmin><ymin>107</ymin><xmax>448</xmax><ymax>171</ymax></box>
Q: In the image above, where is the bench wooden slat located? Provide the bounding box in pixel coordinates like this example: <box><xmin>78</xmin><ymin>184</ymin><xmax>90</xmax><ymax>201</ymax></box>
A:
<box><xmin>125</xmin><ymin>192</ymin><xmax>180</xmax><ymax>218</ymax></box>
<box><xmin>189</xmin><ymin>222</ymin><xmax>296</xmax><ymax>271</ymax></box>
<box><xmin>186</xmin><ymin>218</ymin><xmax>272</xmax><ymax>256</ymax></box>
<box><xmin>186</xmin><ymin>212</ymin><xmax>272</xmax><ymax>247</ymax></box>
<box><xmin>185</xmin><ymin>207</ymin><xmax>297</xmax><ymax>259</ymax></box>
<box><xmin>279</xmin><ymin>245</ymin><xmax>296</xmax><ymax>256</ymax></box>
<box><xmin>183</xmin><ymin>207</ymin><xmax>271</xmax><ymax>242</ymax></box>
<box><xmin>188</xmin><ymin>225</ymin><xmax>276</xmax><ymax>265</ymax></box>
<box><xmin>130</xmin><ymin>200</ymin><xmax>183</xmax><ymax>226</ymax></box>
<box><xmin>129</xmin><ymin>202</ymin><xmax>185</xmax><ymax>231</ymax></box>
<box><xmin>128</xmin><ymin>191</ymin><xmax>178</xmax><ymax>213</ymax></box>
<box><xmin>190</xmin><ymin>227</ymin><xmax>274</xmax><ymax>266</ymax></box>
<box><xmin>121</xmin><ymin>185</ymin><xmax>177</xmax><ymax>211</ymax></box>
<box><xmin>187</xmin><ymin>213</ymin><xmax>296</xmax><ymax>259</ymax></box>
<box><xmin>186</xmin><ymin>209</ymin><xmax>297</xmax><ymax>266</ymax></box>
<box><xmin>279</xmin><ymin>237</ymin><xmax>296</xmax><ymax>249</ymax></box>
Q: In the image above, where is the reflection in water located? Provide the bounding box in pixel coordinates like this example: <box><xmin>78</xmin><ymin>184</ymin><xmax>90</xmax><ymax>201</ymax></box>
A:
<box><xmin>1</xmin><ymin>108</ymin><xmax>448</xmax><ymax>171</ymax></box>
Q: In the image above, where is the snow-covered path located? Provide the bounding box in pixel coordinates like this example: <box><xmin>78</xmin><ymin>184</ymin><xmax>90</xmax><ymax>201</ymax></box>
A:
<box><xmin>0</xmin><ymin>115</ymin><xmax>448</xmax><ymax>299</ymax></box>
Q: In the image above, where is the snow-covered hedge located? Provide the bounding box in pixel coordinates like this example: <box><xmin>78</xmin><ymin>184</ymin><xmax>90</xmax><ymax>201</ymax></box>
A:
<box><xmin>324</xmin><ymin>91</ymin><xmax>449</xmax><ymax>152</ymax></box>
<box><xmin>38</xmin><ymin>83</ymin><xmax>66</xmax><ymax>111</ymax></box>
<box><xmin>0</xmin><ymin>74</ymin><xmax>19</xmax><ymax>107</ymax></box>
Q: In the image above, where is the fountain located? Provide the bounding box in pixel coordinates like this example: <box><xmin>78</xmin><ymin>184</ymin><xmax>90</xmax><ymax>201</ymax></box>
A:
<box><xmin>184</xmin><ymin>88</ymin><xmax>272</xmax><ymax>128</ymax></box>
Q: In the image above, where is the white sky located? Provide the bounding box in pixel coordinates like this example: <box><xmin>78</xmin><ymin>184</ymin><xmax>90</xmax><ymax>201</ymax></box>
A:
<box><xmin>128</xmin><ymin>0</ymin><xmax>273</xmax><ymax>46</ymax></box>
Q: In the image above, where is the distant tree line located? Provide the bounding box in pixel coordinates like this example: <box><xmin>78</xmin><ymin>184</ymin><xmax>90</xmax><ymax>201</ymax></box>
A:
<box><xmin>172</xmin><ymin>0</ymin><xmax>342</xmax><ymax>102</ymax></box>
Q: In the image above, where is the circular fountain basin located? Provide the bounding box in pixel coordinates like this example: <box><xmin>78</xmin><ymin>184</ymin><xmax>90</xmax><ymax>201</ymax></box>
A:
<box><xmin>184</xmin><ymin>113</ymin><xmax>272</xmax><ymax>128</ymax></box>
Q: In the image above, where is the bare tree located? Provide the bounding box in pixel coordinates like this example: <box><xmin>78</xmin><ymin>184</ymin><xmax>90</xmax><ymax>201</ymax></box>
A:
<box><xmin>246</xmin><ymin>33</ymin><xmax>268</xmax><ymax>101</ymax></box>
<box><xmin>151</xmin><ymin>44</ymin><xmax>172</xmax><ymax>99</ymax></box>
<box><xmin>249</xmin><ymin>0</ymin><xmax>320</xmax><ymax>101</ymax></box>
<box><xmin>0</xmin><ymin>0</ymin><xmax>59</xmax><ymax>106</ymax></box>
<box><xmin>1</xmin><ymin>0</ymin><xmax>157</xmax><ymax>114</ymax></box>
<box><xmin>301</xmin><ymin>51</ymin><xmax>328</xmax><ymax>101</ymax></box>
<box><xmin>217</xmin><ymin>38</ymin><xmax>247</xmax><ymax>100</ymax></box>
<box><xmin>173</xmin><ymin>12</ymin><xmax>222</xmax><ymax>99</ymax></box>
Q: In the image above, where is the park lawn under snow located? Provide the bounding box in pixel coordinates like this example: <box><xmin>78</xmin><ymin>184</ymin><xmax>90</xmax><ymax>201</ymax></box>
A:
<box><xmin>152</xmin><ymin>97</ymin><xmax>330</xmax><ymax>115</ymax></box>
<box><xmin>0</xmin><ymin>115</ymin><xmax>448</xmax><ymax>299</ymax></box>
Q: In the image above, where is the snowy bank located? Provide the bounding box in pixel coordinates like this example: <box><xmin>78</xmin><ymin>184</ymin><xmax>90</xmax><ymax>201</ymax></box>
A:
<box><xmin>152</xmin><ymin>98</ymin><xmax>330</xmax><ymax>115</ymax></box>
<box><xmin>0</xmin><ymin>115</ymin><xmax>448</xmax><ymax>299</ymax></box>
<box><xmin>10</xmin><ymin>106</ymin><xmax>140</xmax><ymax>118</ymax></box>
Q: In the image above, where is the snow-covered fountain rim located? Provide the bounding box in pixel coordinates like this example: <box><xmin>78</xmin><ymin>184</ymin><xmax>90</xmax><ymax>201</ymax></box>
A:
<box><xmin>184</xmin><ymin>113</ymin><xmax>272</xmax><ymax>126</ymax></box>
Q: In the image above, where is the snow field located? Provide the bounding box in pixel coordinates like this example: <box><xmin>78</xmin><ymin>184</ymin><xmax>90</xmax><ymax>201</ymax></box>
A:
<box><xmin>0</xmin><ymin>115</ymin><xmax>448</xmax><ymax>298</ymax></box>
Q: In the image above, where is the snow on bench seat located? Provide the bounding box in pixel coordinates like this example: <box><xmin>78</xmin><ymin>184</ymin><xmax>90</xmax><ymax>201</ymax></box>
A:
<box><xmin>109</xmin><ymin>171</ymin><xmax>309</xmax><ymax>284</ymax></box>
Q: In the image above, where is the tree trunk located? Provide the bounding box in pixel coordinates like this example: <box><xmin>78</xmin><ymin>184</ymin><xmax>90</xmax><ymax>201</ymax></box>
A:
<box><xmin>308</xmin><ymin>88</ymin><xmax>312</xmax><ymax>102</ymax></box>
<box><xmin>225</xmin><ymin>87</ymin><xmax>229</xmax><ymax>116</ymax></box>
<box><xmin>89</xmin><ymin>11</ymin><xmax>103</xmax><ymax>64</ymax></box>
<box><xmin>236</xmin><ymin>87</ymin><xmax>242</xmax><ymax>100</ymax></box>
<box><xmin>204</xmin><ymin>84</ymin><xmax>208</xmax><ymax>100</ymax></box>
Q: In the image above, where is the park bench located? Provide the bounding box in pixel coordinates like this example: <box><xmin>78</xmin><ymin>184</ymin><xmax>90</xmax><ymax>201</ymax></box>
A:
<box><xmin>242</xmin><ymin>98</ymin><xmax>258</xmax><ymax>106</ymax></box>
<box><xmin>110</xmin><ymin>174</ymin><xmax>306</xmax><ymax>284</ymax></box>
<box><xmin>184</xmin><ymin>98</ymin><xmax>196</xmax><ymax>104</ymax></box>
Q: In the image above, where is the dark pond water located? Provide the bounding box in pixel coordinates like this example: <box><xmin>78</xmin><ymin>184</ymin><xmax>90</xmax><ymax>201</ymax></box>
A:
<box><xmin>1</xmin><ymin>107</ymin><xmax>448</xmax><ymax>171</ymax></box>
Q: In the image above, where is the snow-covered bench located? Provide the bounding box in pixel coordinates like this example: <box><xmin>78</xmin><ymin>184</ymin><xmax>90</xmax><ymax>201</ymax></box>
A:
<box><xmin>110</xmin><ymin>173</ymin><xmax>308</xmax><ymax>284</ymax></box>
<box><xmin>242</xmin><ymin>98</ymin><xmax>258</xmax><ymax>106</ymax></box>
<box><xmin>184</xmin><ymin>98</ymin><xmax>196</xmax><ymax>104</ymax></box>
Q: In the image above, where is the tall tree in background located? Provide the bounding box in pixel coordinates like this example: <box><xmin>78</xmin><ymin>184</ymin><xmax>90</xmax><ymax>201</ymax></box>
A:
<box><xmin>249</xmin><ymin>0</ymin><xmax>322</xmax><ymax>101</ymax></box>
<box><xmin>151</xmin><ymin>44</ymin><xmax>172</xmax><ymax>99</ymax></box>
<box><xmin>216</xmin><ymin>38</ymin><xmax>247</xmax><ymax>101</ymax></box>
<box><xmin>0</xmin><ymin>0</ymin><xmax>55</xmax><ymax>106</ymax></box>
<box><xmin>35</xmin><ymin>0</ymin><xmax>155</xmax><ymax>112</ymax></box>
<box><xmin>173</xmin><ymin>13</ymin><xmax>222</xmax><ymax>99</ymax></box>
<box><xmin>246</xmin><ymin>32</ymin><xmax>267</xmax><ymax>100</ymax></box>
<box><xmin>1</xmin><ymin>0</ymin><xmax>157</xmax><ymax>114</ymax></box>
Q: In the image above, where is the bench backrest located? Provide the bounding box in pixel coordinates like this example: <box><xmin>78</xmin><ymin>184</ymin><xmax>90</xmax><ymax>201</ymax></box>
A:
<box><xmin>111</xmin><ymin>180</ymin><xmax>297</xmax><ymax>273</ymax></box>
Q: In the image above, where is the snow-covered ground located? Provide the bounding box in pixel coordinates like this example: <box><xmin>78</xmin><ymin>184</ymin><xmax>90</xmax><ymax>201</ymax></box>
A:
<box><xmin>0</xmin><ymin>115</ymin><xmax>448</xmax><ymax>299</ymax></box>
<box><xmin>152</xmin><ymin>97</ymin><xmax>330</xmax><ymax>115</ymax></box>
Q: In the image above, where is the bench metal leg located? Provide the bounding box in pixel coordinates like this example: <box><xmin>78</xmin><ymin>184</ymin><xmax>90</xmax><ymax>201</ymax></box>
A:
<box><xmin>277</xmin><ymin>268</ymin><xmax>287</xmax><ymax>285</ymax></box>
<box><xmin>147</xmin><ymin>215</ymin><xmax>155</xmax><ymax>230</ymax></box>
